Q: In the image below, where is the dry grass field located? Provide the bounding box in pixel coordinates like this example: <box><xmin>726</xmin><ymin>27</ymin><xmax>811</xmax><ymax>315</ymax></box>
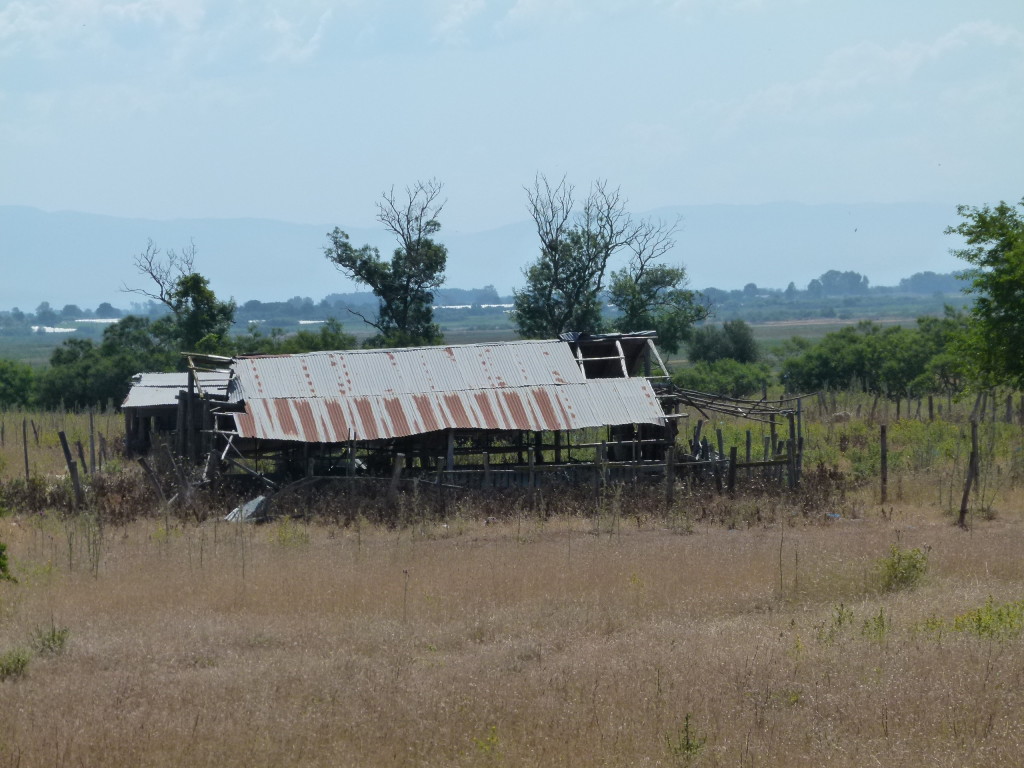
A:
<box><xmin>2</xmin><ymin>500</ymin><xmax>1024</xmax><ymax>767</ymax></box>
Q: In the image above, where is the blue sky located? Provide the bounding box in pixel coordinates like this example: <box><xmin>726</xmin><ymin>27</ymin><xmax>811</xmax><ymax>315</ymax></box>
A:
<box><xmin>2</xmin><ymin>0</ymin><xmax>1022</xmax><ymax>241</ymax></box>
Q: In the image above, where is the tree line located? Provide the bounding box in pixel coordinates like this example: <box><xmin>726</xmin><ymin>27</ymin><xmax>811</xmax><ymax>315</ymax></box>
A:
<box><xmin>0</xmin><ymin>182</ymin><xmax>1021</xmax><ymax>411</ymax></box>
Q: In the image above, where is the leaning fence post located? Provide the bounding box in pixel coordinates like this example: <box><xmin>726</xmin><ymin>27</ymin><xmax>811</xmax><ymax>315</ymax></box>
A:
<box><xmin>958</xmin><ymin>421</ymin><xmax>979</xmax><ymax>528</ymax></box>
<box><xmin>58</xmin><ymin>430</ymin><xmax>84</xmax><ymax>509</ymax></box>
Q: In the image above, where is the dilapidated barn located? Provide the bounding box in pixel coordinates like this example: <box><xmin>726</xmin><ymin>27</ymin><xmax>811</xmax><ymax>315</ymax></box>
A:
<box><xmin>206</xmin><ymin>334</ymin><xmax>676</xmax><ymax>488</ymax></box>
<box><xmin>123</xmin><ymin>333</ymin><xmax>805</xmax><ymax>502</ymax></box>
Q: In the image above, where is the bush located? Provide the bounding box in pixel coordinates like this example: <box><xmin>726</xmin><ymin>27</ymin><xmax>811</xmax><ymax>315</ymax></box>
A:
<box><xmin>0</xmin><ymin>648</ymin><xmax>30</xmax><ymax>681</ymax></box>
<box><xmin>0</xmin><ymin>539</ymin><xmax>15</xmax><ymax>583</ymax></box>
<box><xmin>672</xmin><ymin>359</ymin><xmax>771</xmax><ymax>398</ymax></box>
<box><xmin>877</xmin><ymin>544</ymin><xmax>928</xmax><ymax>592</ymax></box>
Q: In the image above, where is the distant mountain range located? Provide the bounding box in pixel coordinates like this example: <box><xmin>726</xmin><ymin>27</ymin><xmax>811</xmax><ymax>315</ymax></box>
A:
<box><xmin>0</xmin><ymin>202</ymin><xmax>963</xmax><ymax>310</ymax></box>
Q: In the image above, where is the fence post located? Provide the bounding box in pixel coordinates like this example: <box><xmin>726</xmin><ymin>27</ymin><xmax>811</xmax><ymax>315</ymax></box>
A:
<box><xmin>786</xmin><ymin>412</ymin><xmax>797</xmax><ymax>489</ymax></box>
<box><xmin>58</xmin><ymin>430</ymin><xmax>84</xmax><ymax>509</ymax></box>
<box><xmin>958</xmin><ymin>421</ymin><xmax>979</xmax><ymax>528</ymax></box>
<box><xmin>23</xmin><ymin>418</ymin><xmax>30</xmax><ymax>482</ymax></box>
<box><xmin>880</xmin><ymin>424</ymin><xmax>888</xmax><ymax>504</ymax></box>
<box><xmin>89</xmin><ymin>408</ymin><xmax>96</xmax><ymax>475</ymax></box>
<box><xmin>388</xmin><ymin>453</ymin><xmax>404</xmax><ymax>502</ymax></box>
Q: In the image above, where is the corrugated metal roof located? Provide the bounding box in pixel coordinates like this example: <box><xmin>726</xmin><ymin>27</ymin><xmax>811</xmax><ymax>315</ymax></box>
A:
<box><xmin>122</xmin><ymin>371</ymin><xmax>230</xmax><ymax>409</ymax></box>
<box><xmin>232</xmin><ymin>378</ymin><xmax>664</xmax><ymax>442</ymax></box>
<box><xmin>227</xmin><ymin>340</ymin><xmax>583</xmax><ymax>403</ymax></box>
<box><xmin>225</xmin><ymin>340</ymin><xmax>664</xmax><ymax>443</ymax></box>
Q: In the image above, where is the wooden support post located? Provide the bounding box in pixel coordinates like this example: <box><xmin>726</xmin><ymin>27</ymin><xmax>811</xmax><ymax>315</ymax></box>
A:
<box><xmin>483</xmin><ymin>452</ymin><xmax>491</xmax><ymax>489</ymax></box>
<box><xmin>187</xmin><ymin>369</ymin><xmax>197</xmax><ymax>464</ymax></box>
<box><xmin>388</xmin><ymin>453</ymin><xmax>404</xmax><ymax>502</ymax></box>
<box><xmin>446</xmin><ymin>430</ymin><xmax>455</xmax><ymax>472</ymax></box>
<box><xmin>880</xmin><ymin>424</ymin><xmax>888</xmax><ymax>504</ymax></box>
<box><xmin>554</xmin><ymin>431</ymin><xmax>562</xmax><ymax>465</ymax></box>
<box><xmin>528</xmin><ymin>447</ymin><xmax>536</xmax><ymax>504</ymax></box>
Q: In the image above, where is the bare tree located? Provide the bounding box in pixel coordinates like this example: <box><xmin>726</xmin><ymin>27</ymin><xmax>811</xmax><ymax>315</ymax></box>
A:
<box><xmin>325</xmin><ymin>179</ymin><xmax>448</xmax><ymax>347</ymax></box>
<box><xmin>377</xmin><ymin>178</ymin><xmax>447</xmax><ymax>255</ymax></box>
<box><xmin>513</xmin><ymin>174</ymin><xmax>699</xmax><ymax>340</ymax></box>
<box><xmin>122</xmin><ymin>238</ymin><xmax>197</xmax><ymax>310</ymax></box>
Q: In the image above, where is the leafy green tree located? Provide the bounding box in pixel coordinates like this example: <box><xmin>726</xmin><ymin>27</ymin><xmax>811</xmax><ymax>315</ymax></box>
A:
<box><xmin>151</xmin><ymin>273</ymin><xmax>235</xmax><ymax>354</ymax></box>
<box><xmin>688</xmin><ymin>320</ymin><xmax>759</xmax><ymax>364</ymax></box>
<box><xmin>34</xmin><ymin>302</ymin><xmax>58</xmax><ymax>326</ymax></box>
<box><xmin>0</xmin><ymin>359</ymin><xmax>35</xmax><ymax>407</ymax></box>
<box><xmin>946</xmin><ymin>197</ymin><xmax>1024</xmax><ymax>387</ymax></box>
<box><xmin>513</xmin><ymin>175</ymin><xmax>692</xmax><ymax>339</ymax></box>
<box><xmin>36</xmin><ymin>338</ymin><xmax>102</xmax><ymax>408</ymax></box>
<box><xmin>324</xmin><ymin>179</ymin><xmax>447</xmax><ymax>348</ymax></box>
<box><xmin>125</xmin><ymin>239</ymin><xmax>236</xmax><ymax>356</ymax></box>
<box><xmin>817</xmin><ymin>269</ymin><xmax>869</xmax><ymax>295</ymax></box>
<box><xmin>779</xmin><ymin>317</ymin><xmax>964</xmax><ymax>401</ymax></box>
<box><xmin>38</xmin><ymin>317</ymin><xmax>178</xmax><ymax>409</ymax></box>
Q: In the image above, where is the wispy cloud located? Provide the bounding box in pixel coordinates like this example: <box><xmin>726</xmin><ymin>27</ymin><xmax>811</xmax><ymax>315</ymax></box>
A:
<box><xmin>0</xmin><ymin>0</ymin><xmax>205</xmax><ymax>57</ymax></box>
<box><xmin>716</xmin><ymin>20</ymin><xmax>1024</xmax><ymax>132</ymax></box>
<box><xmin>264</xmin><ymin>6</ymin><xmax>333</xmax><ymax>62</ymax></box>
<box><xmin>432</xmin><ymin>0</ymin><xmax>487</xmax><ymax>45</ymax></box>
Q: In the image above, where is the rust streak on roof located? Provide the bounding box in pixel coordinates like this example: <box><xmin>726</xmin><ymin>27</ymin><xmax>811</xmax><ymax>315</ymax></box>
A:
<box><xmin>383</xmin><ymin>396</ymin><xmax>411</xmax><ymax>437</ymax></box>
<box><xmin>293</xmin><ymin>400</ymin><xmax>317</xmax><ymax>440</ymax></box>
<box><xmin>275</xmin><ymin>399</ymin><xmax>299</xmax><ymax>437</ymax></box>
<box><xmin>501</xmin><ymin>390</ymin><xmax>530</xmax><ymax>430</ymax></box>
<box><xmin>413</xmin><ymin>393</ymin><xmax>442</xmax><ymax>433</ymax></box>
<box><xmin>324</xmin><ymin>399</ymin><xmax>348</xmax><ymax>440</ymax></box>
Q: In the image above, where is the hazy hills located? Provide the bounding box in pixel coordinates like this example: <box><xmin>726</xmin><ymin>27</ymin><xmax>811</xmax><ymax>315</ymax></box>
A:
<box><xmin>0</xmin><ymin>202</ymin><xmax>963</xmax><ymax>310</ymax></box>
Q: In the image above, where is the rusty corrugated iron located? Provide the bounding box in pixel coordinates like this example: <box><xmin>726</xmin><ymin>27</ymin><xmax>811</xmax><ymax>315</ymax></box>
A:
<box><xmin>232</xmin><ymin>377</ymin><xmax>664</xmax><ymax>443</ymax></box>
<box><xmin>224</xmin><ymin>340</ymin><xmax>665</xmax><ymax>443</ymax></box>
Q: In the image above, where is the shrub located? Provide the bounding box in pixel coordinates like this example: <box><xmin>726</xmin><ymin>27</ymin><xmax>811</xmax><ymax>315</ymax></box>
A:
<box><xmin>877</xmin><ymin>544</ymin><xmax>928</xmax><ymax>592</ymax></box>
<box><xmin>0</xmin><ymin>539</ymin><xmax>15</xmax><ymax>583</ymax></box>
<box><xmin>32</xmin><ymin>622</ymin><xmax>70</xmax><ymax>655</ymax></box>
<box><xmin>0</xmin><ymin>648</ymin><xmax>30</xmax><ymax>681</ymax></box>
<box><xmin>672</xmin><ymin>359</ymin><xmax>771</xmax><ymax>398</ymax></box>
<box><xmin>953</xmin><ymin>597</ymin><xmax>1024</xmax><ymax>640</ymax></box>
